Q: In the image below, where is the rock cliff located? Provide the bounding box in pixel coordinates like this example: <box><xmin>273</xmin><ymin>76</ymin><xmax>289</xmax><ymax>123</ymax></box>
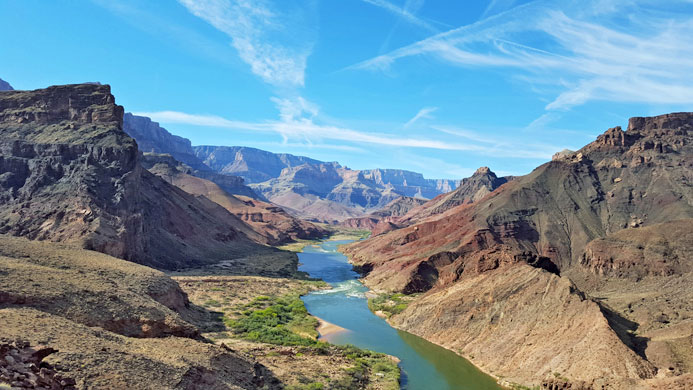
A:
<box><xmin>123</xmin><ymin>113</ymin><xmax>208</xmax><ymax>171</ymax></box>
<box><xmin>0</xmin><ymin>84</ymin><xmax>292</xmax><ymax>272</ymax></box>
<box><xmin>123</xmin><ymin>113</ymin><xmax>261</xmax><ymax>199</ymax></box>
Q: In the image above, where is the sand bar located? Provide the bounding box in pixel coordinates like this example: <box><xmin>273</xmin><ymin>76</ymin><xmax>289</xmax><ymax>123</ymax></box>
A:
<box><xmin>314</xmin><ymin>315</ymin><xmax>348</xmax><ymax>339</ymax></box>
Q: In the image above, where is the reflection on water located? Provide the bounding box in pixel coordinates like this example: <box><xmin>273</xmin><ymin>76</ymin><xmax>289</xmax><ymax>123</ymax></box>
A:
<box><xmin>299</xmin><ymin>240</ymin><xmax>501</xmax><ymax>390</ymax></box>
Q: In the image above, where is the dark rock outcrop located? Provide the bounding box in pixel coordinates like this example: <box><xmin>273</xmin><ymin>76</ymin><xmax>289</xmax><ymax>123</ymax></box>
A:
<box><xmin>123</xmin><ymin>113</ymin><xmax>208</xmax><ymax>171</ymax></box>
<box><xmin>0</xmin><ymin>84</ymin><xmax>289</xmax><ymax>272</ymax></box>
<box><xmin>0</xmin><ymin>339</ymin><xmax>75</xmax><ymax>390</ymax></box>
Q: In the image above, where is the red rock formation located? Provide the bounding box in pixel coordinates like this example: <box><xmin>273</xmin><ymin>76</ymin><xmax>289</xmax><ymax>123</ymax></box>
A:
<box><xmin>343</xmin><ymin>113</ymin><xmax>693</xmax><ymax>387</ymax></box>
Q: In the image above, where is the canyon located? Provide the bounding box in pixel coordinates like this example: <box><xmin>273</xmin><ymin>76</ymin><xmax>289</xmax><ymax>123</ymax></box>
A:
<box><xmin>0</xmin><ymin>83</ymin><xmax>400</xmax><ymax>389</ymax></box>
<box><xmin>1</xmin><ymin>81</ymin><xmax>691</xmax><ymax>389</ymax></box>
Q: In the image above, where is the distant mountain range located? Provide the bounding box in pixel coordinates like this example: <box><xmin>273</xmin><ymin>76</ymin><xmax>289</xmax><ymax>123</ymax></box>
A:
<box><xmin>120</xmin><ymin>114</ymin><xmax>459</xmax><ymax>222</ymax></box>
<box><xmin>194</xmin><ymin>145</ymin><xmax>459</xmax><ymax>222</ymax></box>
<box><xmin>340</xmin><ymin>166</ymin><xmax>511</xmax><ymax>233</ymax></box>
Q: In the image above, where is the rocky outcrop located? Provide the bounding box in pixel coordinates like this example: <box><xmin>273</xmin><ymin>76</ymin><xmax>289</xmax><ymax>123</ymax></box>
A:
<box><xmin>579</xmin><ymin>219</ymin><xmax>693</xmax><ymax>279</ymax></box>
<box><xmin>344</xmin><ymin>113</ymin><xmax>693</xmax><ymax>387</ymax></box>
<box><xmin>541</xmin><ymin>378</ymin><xmax>592</xmax><ymax>390</ymax></box>
<box><xmin>123</xmin><ymin>113</ymin><xmax>208</xmax><ymax>171</ymax></box>
<box><xmin>0</xmin><ymin>78</ymin><xmax>13</xmax><ymax>91</ymax></box>
<box><xmin>194</xmin><ymin>145</ymin><xmax>459</xmax><ymax>221</ymax></box>
<box><xmin>0</xmin><ymin>339</ymin><xmax>76</xmax><ymax>390</ymax></box>
<box><xmin>0</xmin><ymin>84</ymin><xmax>291</xmax><ymax>272</ymax></box>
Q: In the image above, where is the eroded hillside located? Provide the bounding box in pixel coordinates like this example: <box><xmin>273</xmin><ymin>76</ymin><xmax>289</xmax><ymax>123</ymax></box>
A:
<box><xmin>344</xmin><ymin>113</ymin><xmax>693</xmax><ymax>388</ymax></box>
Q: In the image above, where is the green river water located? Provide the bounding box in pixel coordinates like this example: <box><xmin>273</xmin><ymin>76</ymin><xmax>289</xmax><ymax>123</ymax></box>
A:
<box><xmin>299</xmin><ymin>240</ymin><xmax>502</xmax><ymax>390</ymax></box>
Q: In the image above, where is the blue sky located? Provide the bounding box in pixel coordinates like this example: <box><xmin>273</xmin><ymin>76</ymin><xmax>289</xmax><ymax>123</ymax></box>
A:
<box><xmin>1</xmin><ymin>0</ymin><xmax>692</xmax><ymax>179</ymax></box>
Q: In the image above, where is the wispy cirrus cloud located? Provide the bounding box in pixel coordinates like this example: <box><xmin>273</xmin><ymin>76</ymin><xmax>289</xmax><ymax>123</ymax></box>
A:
<box><xmin>134</xmin><ymin>109</ymin><xmax>563</xmax><ymax>159</ymax></box>
<box><xmin>404</xmin><ymin>106</ymin><xmax>438</xmax><ymax>127</ymax></box>
<box><xmin>256</xmin><ymin>142</ymin><xmax>367</xmax><ymax>153</ymax></box>
<box><xmin>361</xmin><ymin>0</ymin><xmax>437</xmax><ymax>32</ymax></box>
<box><xmin>177</xmin><ymin>0</ymin><xmax>316</xmax><ymax>87</ymax></box>
<box><xmin>481</xmin><ymin>0</ymin><xmax>518</xmax><ymax>19</ymax></box>
<box><xmin>352</xmin><ymin>0</ymin><xmax>693</xmax><ymax>110</ymax></box>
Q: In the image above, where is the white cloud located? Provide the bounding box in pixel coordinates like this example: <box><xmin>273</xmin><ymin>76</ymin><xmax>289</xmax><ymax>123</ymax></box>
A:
<box><xmin>404</xmin><ymin>106</ymin><xmax>438</xmax><ymax>127</ymax></box>
<box><xmin>352</xmin><ymin>0</ymin><xmax>693</xmax><ymax>110</ymax></box>
<box><xmin>526</xmin><ymin>112</ymin><xmax>561</xmax><ymax>130</ymax></box>
<box><xmin>481</xmin><ymin>0</ymin><xmax>518</xmax><ymax>19</ymax></box>
<box><xmin>136</xmin><ymin>109</ymin><xmax>561</xmax><ymax>159</ymax></box>
<box><xmin>361</xmin><ymin>0</ymin><xmax>436</xmax><ymax>32</ymax></box>
<box><xmin>255</xmin><ymin>142</ymin><xmax>366</xmax><ymax>153</ymax></box>
<box><xmin>270</xmin><ymin>96</ymin><xmax>319</xmax><ymax>122</ymax></box>
<box><xmin>431</xmin><ymin>125</ymin><xmax>498</xmax><ymax>144</ymax></box>
<box><xmin>177</xmin><ymin>0</ymin><xmax>315</xmax><ymax>87</ymax></box>
<box><xmin>132</xmin><ymin>110</ymin><xmax>262</xmax><ymax>129</ymax></box>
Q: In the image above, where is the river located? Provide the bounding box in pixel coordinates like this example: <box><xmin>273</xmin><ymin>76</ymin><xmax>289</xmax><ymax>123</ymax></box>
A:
<box><xmin>298</xmin><ymin>240</ymin><xmax>502</xmax><ymax>390</ymax></box>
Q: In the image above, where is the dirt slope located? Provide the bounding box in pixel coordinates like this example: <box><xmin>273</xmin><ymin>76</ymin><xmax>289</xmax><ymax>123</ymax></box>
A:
<box><xmin>0</xmin><ymin>235</ymin><xmax>280</xmax><ymax>389</ymax></box>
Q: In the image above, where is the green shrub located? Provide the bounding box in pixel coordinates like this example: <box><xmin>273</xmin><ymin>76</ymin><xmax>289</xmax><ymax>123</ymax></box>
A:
<box><xmin>226</xmin><ymin>294</ymin><xmax>321</xmax><ymax>346</ymax></box>
<box><xmin>287</xmin><ymin>383</ymin><xmax>324</xmax><ymax>390</ymax></box>
<box><xmin>367</xmin><ymin>292</ymin><xmax>418</xmax><ymax>317</ymax></box>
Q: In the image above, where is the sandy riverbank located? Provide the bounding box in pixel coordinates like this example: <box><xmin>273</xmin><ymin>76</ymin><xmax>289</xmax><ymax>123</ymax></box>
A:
<box><xmin>314</xmin><ymin>315</ymin><xmax>348</xmax><ymax>339</ymax></box>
